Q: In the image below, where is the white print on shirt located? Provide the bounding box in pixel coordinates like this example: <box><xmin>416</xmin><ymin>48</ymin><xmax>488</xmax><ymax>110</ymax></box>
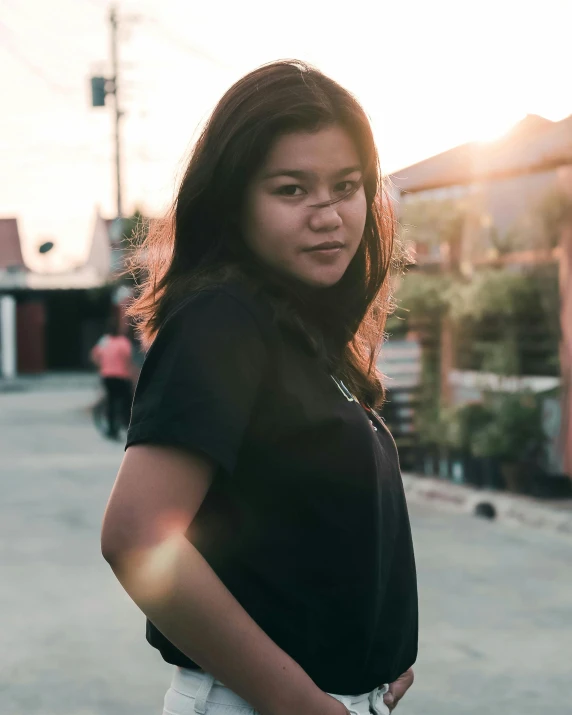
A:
<box><xmin>331</xmin><ymin>375</ymin><xmax>378</xmax><ymax>431</ymax></box>
<box><xmin>331</xmin><ymin>375</ymin><xmax>355</xmax><ymax>402</ymax></box>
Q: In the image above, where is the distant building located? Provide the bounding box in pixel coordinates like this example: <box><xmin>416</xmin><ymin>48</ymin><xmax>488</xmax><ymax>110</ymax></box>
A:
<box><xmin>0</xmin><ymin>210</ymin><xmax>115</xmax><ymax>377</ymax></box>
<box><xmin>0</xmin><ymin>218</ymin><xmax>28</xmax><ymax>273</ymax></box>
<box><xmin>389</xmin><ymin>114</ymin><xmax>572</xmax><ymax>477</ymax></box>
<box><xmin>390</xmin><ymin>114</ymin><xmax>572</xmax><ymax>267</ymax></box>
<box><xmin>391</xmin><ymin>114</ymin><xmax>572</xmax><ymax>194</ymax></box>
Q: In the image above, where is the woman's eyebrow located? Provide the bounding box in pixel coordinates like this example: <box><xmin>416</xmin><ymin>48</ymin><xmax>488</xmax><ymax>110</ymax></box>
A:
<box><xmin>262</xmin><ymin>165</ymin><xmax>362</xmax><ymax>180</ymax></box>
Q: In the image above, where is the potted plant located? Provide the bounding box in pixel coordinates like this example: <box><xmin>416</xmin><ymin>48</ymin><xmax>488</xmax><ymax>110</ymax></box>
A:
<box><xmin>417</xmin><ymin>403</ymin><xmax>477</xmax><ymax>483</ymax></box>
<box><xmin>470</xmin><ymin>391</ymin><xmax>546</xmax><ymax>494</ymax></box>
<box><xmin>444</xmin><ymin>402</ymin><xmax>493</xmax><ymax>487</ymax></box>
<box><xmin>415</xmin><ymin>402</ymin><xmax>444</xmax><ymax>477</ymax></box>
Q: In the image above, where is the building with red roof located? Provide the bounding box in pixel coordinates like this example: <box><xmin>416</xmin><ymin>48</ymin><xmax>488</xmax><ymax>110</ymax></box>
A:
<box><xmin>0</xmin><ymin>218</ymin><xmax>27</xmax><ymax>272</ymax></box>
<box><xmin>0</xmin><ymin>213</ymin><xmax>114</xmax><ymax>376</ymax></box>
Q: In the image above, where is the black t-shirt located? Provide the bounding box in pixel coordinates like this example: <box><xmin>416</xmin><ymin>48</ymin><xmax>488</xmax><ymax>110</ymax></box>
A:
<box><xmin>126</xmin><ymin>282</ymin><xmax>418</xmax><ymax>695</ymax></box>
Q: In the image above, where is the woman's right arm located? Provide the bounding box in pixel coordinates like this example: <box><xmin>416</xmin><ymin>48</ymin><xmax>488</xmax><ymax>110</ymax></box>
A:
<box><xmin>101</xmin><ymin>444</ymin><xmax>348</xmax><ymax>715</ymax></box>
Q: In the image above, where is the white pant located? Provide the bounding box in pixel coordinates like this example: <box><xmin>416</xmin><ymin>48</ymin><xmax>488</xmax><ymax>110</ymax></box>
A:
<box><xmin>163</xmin><ymin>667</ymin><xmax>390</xmax><ymax>715</ymax></box>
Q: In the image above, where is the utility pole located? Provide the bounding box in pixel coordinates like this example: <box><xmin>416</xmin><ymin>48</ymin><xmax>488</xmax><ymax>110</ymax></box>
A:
<box><xmin>90</xmin><ymin>4</ymin><xmax>124</xmax><ymax>221</ymax></box>
<box><xmin>110</xmin><ymin>6</ymin><xmax>123</xmax><ymax>220</ymax></box>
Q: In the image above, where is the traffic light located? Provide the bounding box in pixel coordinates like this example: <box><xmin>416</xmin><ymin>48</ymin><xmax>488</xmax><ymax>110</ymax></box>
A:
<box><xmin>91</xmin><ymin>76</ymin><xmax>107</xmax><ymax>107</ymax></box>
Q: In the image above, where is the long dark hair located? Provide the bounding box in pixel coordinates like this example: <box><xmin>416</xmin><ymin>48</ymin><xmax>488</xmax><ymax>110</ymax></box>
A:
<box><xmin>128</xmin><ymin>59</ymin><xmax>398</xmax><ymax>407</ymax></box>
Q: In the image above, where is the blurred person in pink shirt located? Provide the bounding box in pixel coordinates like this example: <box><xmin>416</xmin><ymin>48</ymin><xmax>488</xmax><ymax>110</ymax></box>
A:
<box><xmin>91</xmin><ymin>317</ymin><xmax>135</xmax><ymax>440</ymax></box>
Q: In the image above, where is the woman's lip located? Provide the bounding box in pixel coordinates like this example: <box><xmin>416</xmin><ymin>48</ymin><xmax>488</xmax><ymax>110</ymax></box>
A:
<box><xmin>305</xmin><ymin>246</ymin><xmax>344</xmax><ymax>261</ymax></box>
<box><xmin>306</xmin><ymin>243</ymin><xmax>344</xmax><ymax>252</ymax></box>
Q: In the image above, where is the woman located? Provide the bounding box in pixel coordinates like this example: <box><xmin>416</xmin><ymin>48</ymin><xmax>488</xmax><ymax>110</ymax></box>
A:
<box><xmin>90</xmin><ymin>316</ymin><xmax>135</xmax><ymax>440</ymax></box>
<box><xmin>101</xmin><ymin>60</ymin><xmax>418</xmax><ymax>715</ymax></box>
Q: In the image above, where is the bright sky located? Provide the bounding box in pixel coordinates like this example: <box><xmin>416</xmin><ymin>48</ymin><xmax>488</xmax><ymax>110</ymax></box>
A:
<box><xmin>1</xmin><ymin>0</ymin><xmax>571</xmax><ymax>271</ymax></box>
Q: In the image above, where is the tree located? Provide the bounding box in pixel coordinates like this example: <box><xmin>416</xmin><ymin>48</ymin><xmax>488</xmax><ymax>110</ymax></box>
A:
<box><xmin>537</xmin><ymin>189</ymin><xmax>572</xmax><ymax>250</ymax></box>
<box><xmin>398</xmin><ymin>196</ymin><xmax>476</xmax><ymax>272</ymax></box>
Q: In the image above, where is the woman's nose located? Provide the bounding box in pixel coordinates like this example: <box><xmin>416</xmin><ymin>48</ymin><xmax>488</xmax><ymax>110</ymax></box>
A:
<box><xmin>308</xmin><ymin>203</ymin><xmax>343</xmax><ymax>232</ymax></box>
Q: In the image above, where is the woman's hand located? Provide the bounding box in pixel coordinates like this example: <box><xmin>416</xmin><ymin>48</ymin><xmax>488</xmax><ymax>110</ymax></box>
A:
<box><xmin>383</xmin><ymin>668</ymin><xmax>414</xmax><ymax>712</ymax></box>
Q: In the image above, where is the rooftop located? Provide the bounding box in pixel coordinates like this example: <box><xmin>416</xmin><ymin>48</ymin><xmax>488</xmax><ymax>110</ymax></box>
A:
<box><xmin>390</xmin><ymin>114</ymin><xmax>572</xmax><ymax>194</ymax></box>
<box><xmin>0</xmin><ymin>218</ymin><xmax>27</xmax><ymax>271</ymax></box>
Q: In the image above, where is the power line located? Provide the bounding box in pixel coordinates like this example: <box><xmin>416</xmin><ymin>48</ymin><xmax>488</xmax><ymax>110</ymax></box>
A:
<box><xmin>83</xmin><ymin>0</ymin><xmax>111</xmax><ymax>9</ymax></box>
<box><xmin>0</xmin><ymin>0</ymin><xmax>105</xmax><ymax>61</ymax></box>
<box><xmin>81</xmin><ymin>2</ymin><xmax>229</xmax><ymax>68</ymax></box>
<box><xmin>0</xmin><ymin>20</ymin><xmax>76</xmax><ymax>95</ymax></box>
<box><xmin>141</xmin><ymin>15</ymin><xmax>230</xmax><ymax>70</ymax></box>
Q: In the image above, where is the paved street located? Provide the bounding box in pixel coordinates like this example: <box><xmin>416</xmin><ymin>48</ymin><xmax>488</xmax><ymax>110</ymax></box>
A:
<box><xmin>1</xmin><ymin>386</ymin><xmax>571</xmax><ymax>715</ymax></box>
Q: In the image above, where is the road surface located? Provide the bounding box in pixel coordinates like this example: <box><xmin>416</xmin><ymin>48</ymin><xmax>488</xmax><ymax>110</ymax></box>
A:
<box><xmin>1</xmin><ymin>387</ymin><xmax>570</xmax><ymax>714</ymax></box>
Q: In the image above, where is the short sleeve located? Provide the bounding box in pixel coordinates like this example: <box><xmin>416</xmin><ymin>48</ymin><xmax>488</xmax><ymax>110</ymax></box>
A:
<box><xmin>126</xmin><ymin>289</ymin><xmax>268</xmax><ymax>476</ymax></box>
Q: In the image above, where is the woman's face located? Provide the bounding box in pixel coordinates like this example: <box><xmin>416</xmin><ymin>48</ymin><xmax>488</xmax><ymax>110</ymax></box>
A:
<box><xmin>242</xmin><ymin>124</ymin><xmax>367</xmax><ymax>288</ymax></box>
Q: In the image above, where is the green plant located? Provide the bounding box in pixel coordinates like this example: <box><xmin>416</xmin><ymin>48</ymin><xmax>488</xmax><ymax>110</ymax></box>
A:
<box><xmin>536</xmin><ymin>189</ymin><xmax>572</xmax><ymax>249</ymax></box>
<box><xmin>441</xmin><ymin>402</ymin><xmax>493</xmax><ymax>453</ymax></box>
<box><xmin>473</xmin><ymin>338</ymin><xmax>520</xmax><ymax>376</ymax></box>
<box><xmin>487</xmin><ymin>225</ymin><xmax>521</xmax><ymax>255</ymax></box>
<box><xmin>399</xmin><ymin>196</ymin><xmax>473</xmax><ymax>248</ymax></box>
<box><xmin>393</xmin><ymin>270</ymin><xmax>453</xmax><ymax>319</ymax></box>
<box><xmin>448</xmin><ymin>269</ymin><xmax>535</xmax><ymax>322</ymax></box>
<box><xmin>471</xmin><ymin>391</ymin><xmax>545</xmax><ymax>463</ymax></box>
<box><xmin>416</xmin><ymin>402</ymin><xmax>445</xmax><ymax>447</ymax></box>
<box><xmin>449</xmin><ymin>265</ymin><xmax>560</xmax><ymax>376</ymax></box>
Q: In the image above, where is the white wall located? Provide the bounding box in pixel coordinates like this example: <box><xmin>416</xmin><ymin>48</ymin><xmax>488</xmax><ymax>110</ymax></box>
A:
<box><xmin>0</xmin><ymin>294</ymin><xmax>17</xmax><ymax>379</ymax></box>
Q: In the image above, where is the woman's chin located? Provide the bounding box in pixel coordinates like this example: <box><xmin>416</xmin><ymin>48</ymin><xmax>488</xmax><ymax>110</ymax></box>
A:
<box><xmin>298</xmin><ymin>270</ymin><xmax>346</xmax><ymax>289</ymax></box>
<box><xmin>282</xmin><ymin>263</ymin><xmax>347</xmax><ymax>289</ymax></box>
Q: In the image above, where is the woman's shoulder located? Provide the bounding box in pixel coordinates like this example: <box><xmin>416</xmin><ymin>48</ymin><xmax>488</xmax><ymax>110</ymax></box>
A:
<box><xmin>166</xmin><ymin>278</ymin><xmax>274</xmax><ymax>336</ymax></box>
<box><xmin>144</xmin><ymin>279</ymin><xmax>272</xmax><ymax>369</ymax></box>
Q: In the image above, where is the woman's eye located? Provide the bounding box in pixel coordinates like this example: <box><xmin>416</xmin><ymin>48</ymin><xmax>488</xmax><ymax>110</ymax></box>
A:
<box><xmin>335</xmin><ymin>180</ymin><xmax>356</xmax><ymax>193</ymax></box>
<box><xmin>276</xmin><ymin>185</ymin><xmax>304</xmax><ymax>196</ymax></box>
